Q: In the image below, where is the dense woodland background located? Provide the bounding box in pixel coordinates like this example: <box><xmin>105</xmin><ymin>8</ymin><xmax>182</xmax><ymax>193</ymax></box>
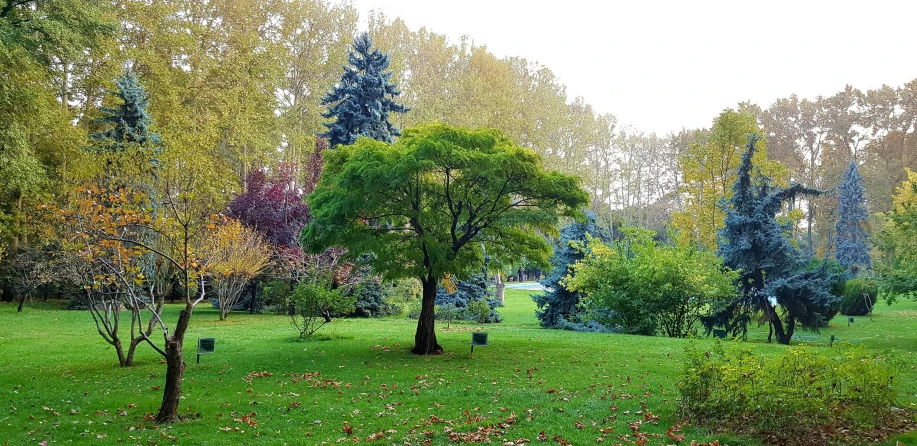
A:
<box><xmin>2</xmin><ymin>0</ymin><xmax>916</xmax><ymax>285</ymax></box>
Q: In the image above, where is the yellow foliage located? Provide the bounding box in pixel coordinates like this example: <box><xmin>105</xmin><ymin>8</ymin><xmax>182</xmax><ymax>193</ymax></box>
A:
<box><xmin>441</xmin><ymin>273</ymin><xmax>457</xmax><ymax>294</ymax></box>
<box><xmin>671</xmin><ymin>109</ymin><xmax>790</xmax><ymax>250</ymax></box>
<box><xmin>206</xmin><ymin>218</ymin><xmax>270</xmax><ymax>280</ymax></box>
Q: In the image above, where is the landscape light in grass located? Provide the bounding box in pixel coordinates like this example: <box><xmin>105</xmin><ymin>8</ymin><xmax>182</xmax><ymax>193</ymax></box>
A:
<box><xmin>470</xmin><ymin>331</ymin><xmax>488</xmax><ymax>358</ymax></box>
<box><xmin>197</xmin><ymin>338</ymin><xmax>215</xmax><ymax>364</ymax></box>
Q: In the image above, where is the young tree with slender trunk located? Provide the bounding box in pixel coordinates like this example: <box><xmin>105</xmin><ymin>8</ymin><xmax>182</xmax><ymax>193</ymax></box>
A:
<box><xmin>53</xmin><ymin>165</ymin><xmax>219</xmax><ymax>422</ymax></box>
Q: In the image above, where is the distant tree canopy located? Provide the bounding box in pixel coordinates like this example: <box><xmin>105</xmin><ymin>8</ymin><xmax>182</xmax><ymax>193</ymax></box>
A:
<box><xmin>711</xmin><ymin>135</ymin><xmax>842</xmax><ymax>344</ymax></box>
<box><xmin>303</xmin><ymin>123</ymin><xmax>588</xmax><ymax>354</ymax></box>
<box><xmin>321</xmin><ymin>32</ymin><xmax>408</xmax><ymax>148</ymax></box>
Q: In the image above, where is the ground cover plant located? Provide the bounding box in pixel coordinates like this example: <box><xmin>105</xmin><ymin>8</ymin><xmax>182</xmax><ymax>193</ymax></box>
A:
<box><xmin>2</xmin><ymin>289</ymin><xmax>916</xmax><ymax>445</ymax></box>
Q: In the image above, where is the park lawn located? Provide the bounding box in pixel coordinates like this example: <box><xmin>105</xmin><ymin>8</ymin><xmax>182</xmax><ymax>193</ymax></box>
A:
<box><xmin>0</xmin><ymin>289</ymin><xmax>914</xmax><ymax>445</ymax></box>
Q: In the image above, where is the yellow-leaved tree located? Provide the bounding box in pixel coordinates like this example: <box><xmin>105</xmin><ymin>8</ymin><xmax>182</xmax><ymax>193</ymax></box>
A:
<box><xmin>672</xmin><ymin>109</ymin><xmax>790</xmax><ymax>250</ymax></box>
<box><xmin>207</xmin><ymin>218</ymin><xmax>270</xmax><ymax>320</ymax></box>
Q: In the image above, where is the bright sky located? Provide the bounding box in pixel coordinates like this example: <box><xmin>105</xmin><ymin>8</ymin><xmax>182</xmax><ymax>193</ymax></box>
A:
<box><xmin>344</xmin><ymin>0</ymin><xmax>917</xmax><ymax>135</ymax></box>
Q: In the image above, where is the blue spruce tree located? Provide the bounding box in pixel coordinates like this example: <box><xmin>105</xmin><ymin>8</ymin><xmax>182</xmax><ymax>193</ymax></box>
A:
<box><xmin>321</xmin><ymin>32</ymin><xmax>408</xmax><ymax>148</ymax></box>
<box><xmin>834</xmin><ymin>161</ymin><xmax>872</xmax><ymax>275</ymax></box>
<box><xmin>712</xmin><ymin>135</ymin><xmax>842</xmax><ymax>344</ymax></box>
<box><xmin>90</xmin><ymin>70</ymin><xmax>162</xmax><ymax>152</ymax></box>
<box><xmin>533</xmin><ymin>213</ymin><xmax>610</xmax><ymax>330</ymax></box>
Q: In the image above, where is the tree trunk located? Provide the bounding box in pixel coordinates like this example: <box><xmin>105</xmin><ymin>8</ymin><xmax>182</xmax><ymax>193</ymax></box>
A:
<box><xmin>412</xmin><ymin>275</ymin><xmax>442</xmax><ymax>355</ymax></box>
<box><xmin>124</xmin><ymin>337</ymin><xmax>145</xmax><ymax>367</ymax></box>
<box><xmin>156</xmin><ymin>309</ymin><xmax>191</xmax><ymax>423</ymax></box>
<box><xmin>766</xmin><ymin>304</ymin><xmax>791</xmax><ymax>345</ymax></box>
<box><xmin>249</xmin><ymin>282</ymin><xmax>257</xmax><ymax>314</ymax></box>
<box><xmin>114</xmin><ymin>338</ymin><xmax>128</xmax><ymax>367</ymax></box>
<box><xmin>494</xmin><ymin>273</ymin><xmax>505</xmax><ymax>306</ymax></box>
<box><xmin>16</xmin><ymin>293</ymin><xmax>26</xmax><ymax>312</ymax></box>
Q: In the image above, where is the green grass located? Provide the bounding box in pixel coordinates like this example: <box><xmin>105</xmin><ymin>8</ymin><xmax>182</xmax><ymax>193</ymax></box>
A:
<box><xmin>1</xmin><ymin>289</ymin><xmax>915</xmax><ymax>445</ymax></box>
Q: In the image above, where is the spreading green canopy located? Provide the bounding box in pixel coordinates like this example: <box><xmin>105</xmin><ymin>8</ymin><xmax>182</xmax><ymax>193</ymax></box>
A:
<box><xmin>302</xmin><ymin>123</ymin><xmax>588</xmax><ymax>354</ymax></box>
<box><xmin>304</xmin><ymin>123</ymin><xmax>588</xmax><ymax>278</ymax></box>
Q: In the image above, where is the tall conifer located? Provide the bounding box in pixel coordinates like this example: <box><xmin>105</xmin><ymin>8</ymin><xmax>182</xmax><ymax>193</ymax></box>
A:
<box><xmin>90</xmin><ymin>71</ymin><xmax>161</xmax><ymax>151</ymax></box>
<box><xmin>321</xmin><ymin>33</ymin><xmax>408</xmax><ymax>148</ymax></box>
<box><xmin>713</xmin><ymin>135</ymin><xmax>841</xmax><ymax>344</ymax></box>
<box><xmin>835</xmin><ymin>161</ymin><xmax>872</xmax><ymax>275</ymax></box>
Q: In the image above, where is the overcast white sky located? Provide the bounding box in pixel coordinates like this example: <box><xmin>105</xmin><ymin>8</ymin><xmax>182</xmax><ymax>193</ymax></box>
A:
<box><xmin>343</xmin><ymin>0</ymin><xmax>917</xmax><ymax>135</ymax></box>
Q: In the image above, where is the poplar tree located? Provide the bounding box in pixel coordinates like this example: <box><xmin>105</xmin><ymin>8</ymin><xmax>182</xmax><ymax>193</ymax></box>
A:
<box><xmin>321</xmin><ymin>32</ymin><xmax>408</xmax><ymax>148</ymax></box>
<box><xmin>835</xmin><ymin>161</ymin><xmax>872</xmax><ymax>275</ymax></box>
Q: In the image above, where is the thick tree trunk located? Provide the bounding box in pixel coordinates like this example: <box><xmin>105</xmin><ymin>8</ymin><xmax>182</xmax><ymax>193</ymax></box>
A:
<box><xmin>156</xmin><ymin>309</ymin><xmax>191</xmax><ymax>423</ymax></box>
<box><xmin>16</xmin><ymin>293</ymin><xmax>26</xmax><ymax>312</ymax></box>
<box><xmin>412</xmin><ymin>275</ymin><xmax>442</xmax><ymax>355</ymax></box>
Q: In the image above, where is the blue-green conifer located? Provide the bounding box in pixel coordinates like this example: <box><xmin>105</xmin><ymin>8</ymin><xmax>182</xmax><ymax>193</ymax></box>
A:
<box><xmin>321</xmin><ymin>33</ymin><xmax>408</xmax><ymax>148</ymax></box>
<box><xmin>533</xmin><ymin>213</ymin><xmax>610</xmax><ymax>330</ymax></box>
<box><xmin>834</xmin><ymin>161</ymin><xmax>871</xmax><ymax>275</ymax></box>
<box><xmin>712</xmin><ymin>135</ymin><xmax>842</xmax><ymax>344</ymax></box>
<box><xmin>90</xmin><ymin>70</ymin><xmax>161</xmax><ymax>151</ymax></box>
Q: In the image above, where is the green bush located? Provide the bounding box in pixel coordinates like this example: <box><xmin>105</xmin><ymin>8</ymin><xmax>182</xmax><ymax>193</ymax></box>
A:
<box><xmin>839</xmin><ymin>277</ymin><xmax>878</xmax><ymax>316</ymax></box>
<box><xmin>678</xmin><ymin>344</ymin><xmax>900</xmax><ymax>441</ymax></box>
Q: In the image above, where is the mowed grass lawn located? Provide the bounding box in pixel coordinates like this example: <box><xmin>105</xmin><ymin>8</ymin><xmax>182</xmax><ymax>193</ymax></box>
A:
<box><xmin>1</xmin><ymin>289</ymin><xmax>916</xmax><ymax>445</ymax></box>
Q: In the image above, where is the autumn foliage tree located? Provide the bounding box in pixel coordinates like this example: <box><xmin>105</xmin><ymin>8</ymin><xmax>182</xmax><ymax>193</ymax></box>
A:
<box><xmin>54</xmin><ymin>163</ymin><xmax>220</xmax><ymax>422</ymax></box>
<box><xmin>206</xmin><ymin>218</ymin><xmax>270</xmax><ymax>320</ymax></box>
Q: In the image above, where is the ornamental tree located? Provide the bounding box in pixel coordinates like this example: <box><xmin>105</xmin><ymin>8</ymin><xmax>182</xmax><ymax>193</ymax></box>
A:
<box><xmin>835</xmin><ymin>161</ymin><xmax>872</xmax><ymax>275</ymax></box>
<box><xmin>321</xmin><ymin>32</ymin><xmax>408</xmax><ymax>148</ymax></box>
<box><xmin>878</xmin><ymin>169</ymin><xmax>917</xmax><ymax>298</ymax></box>
<box><xmin>53</xmin><ymin>164</ymin><xmax>221</xmax><ymax>422</ymax></box>
<box><xmin>227</xmin><ymin>163</ymin><xmax>310</xmax><ymax>248</ymax></box>
<box><xmin>303</xmin><ymin>124</ymin><xmax>588</xmax><ymax>354</ymax></box>
<box><xmin>206</xmin><ymin>218</ymin><xmax>270</xmax><ymax>320</ymax></box>
<box><xmin>714</xmin><ymin>135</ymin><xmax>842</xmax><ymax>344</ymax></box>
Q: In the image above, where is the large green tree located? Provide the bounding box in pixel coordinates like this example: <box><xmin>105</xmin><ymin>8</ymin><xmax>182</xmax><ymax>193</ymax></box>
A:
<box><xmin>303</xmin><ymin>123</ymin><xmax>588</xmax><ymax>354</ymax></box>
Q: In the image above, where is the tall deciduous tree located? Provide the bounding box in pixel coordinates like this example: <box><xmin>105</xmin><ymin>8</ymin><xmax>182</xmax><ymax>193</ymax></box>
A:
<box><xmin>303</xmin><ymin>124</ymin><xmax>588</xmax><ymax>354</ymax></box>
<box><xmin>714</xmin><ymin>135</ymin><xmax>841</xmax><ymax>344</ymax></box>
<box><xmin>672</xmin><ymin>109</ymin><xmax>788</xmax><ymax>250</ymax></box>
<box><xmin>834</xmin><ymin>161</ymin><xmax>871</xmax><ymax>275</ymax></box>
<box><xmin>321</xmin><ymin>32</ymin><xmax>408</xmax><ymax>148</ymax></box>
<box><xmin>878</xmin><ymin>169</ymin><xmax>917</xmax><ymax>298</ymax></box>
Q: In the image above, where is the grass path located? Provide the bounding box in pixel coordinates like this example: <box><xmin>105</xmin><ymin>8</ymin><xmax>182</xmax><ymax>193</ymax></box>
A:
<box><xmin>1</xmin><ymin>290</ymin><xmax>915</xmax><ymax>445</ymax></box>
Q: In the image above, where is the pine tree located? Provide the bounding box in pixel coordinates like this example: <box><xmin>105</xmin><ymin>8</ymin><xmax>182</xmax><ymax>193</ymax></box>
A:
<box><xmin>835</xmin><ymin>161</ymin><xmax>872</xmax><ymax>275</ymax></box>
<box><xmin>533</xmin><ymin>212</ymin><xmax>609</xmax><ymax>330</ymax></box>
<box><xmin>713</xmin><ymin>135</ymin><xmax>842</xmax><ymax>344</ymax></box>
<box><xmin>90</xmin><ymin>70</ymin><xmax>162</xmax><ymax>152</ymax></box>
<box><xmin>321</xmin><ymin>33</ymin><xmax>408</xmax><ymax>148</ymax></box>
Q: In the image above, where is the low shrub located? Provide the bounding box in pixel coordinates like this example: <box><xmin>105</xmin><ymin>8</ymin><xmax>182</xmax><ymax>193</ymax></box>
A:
<box><xmin>839</xmin><ymin>277</ymin><xmax>878</xmax><ymax>316</ymax></box>
<box><xmin>678</xmin><ymin>343</ymin><xmax>903</xmax><ymax>444</ymax></box>
<box><xmin>351</xmin><ymin>279</ymin><xmax>401</xmax><ymax>317</ymax></box>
